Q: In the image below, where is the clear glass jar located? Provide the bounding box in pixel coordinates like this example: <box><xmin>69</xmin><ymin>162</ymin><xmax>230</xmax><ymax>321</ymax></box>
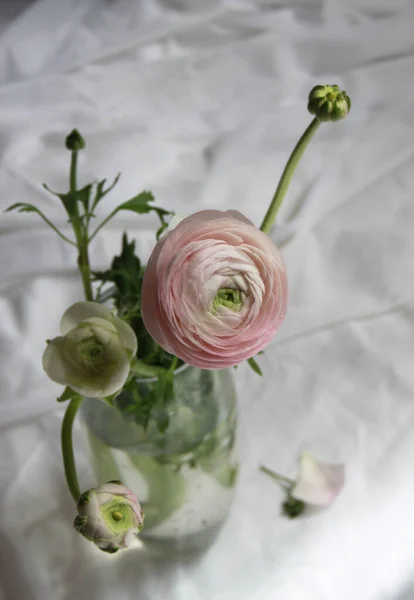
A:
<box><xmin>81</xmin><ymin>365</ymin><xmax>238</xmax><ymax>557</ymax></box>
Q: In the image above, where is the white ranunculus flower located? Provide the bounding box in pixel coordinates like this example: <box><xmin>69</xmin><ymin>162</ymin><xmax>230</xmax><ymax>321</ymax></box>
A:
<box><xmin>42</xmin><ymin>301</ymin><xmax>137</xmax><ymax>398</ymax></box>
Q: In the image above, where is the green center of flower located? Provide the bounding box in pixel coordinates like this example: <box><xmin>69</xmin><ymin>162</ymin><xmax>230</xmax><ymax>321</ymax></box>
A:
<box><xmin>100</xmin><ymin>500</ymin><xmax>137</xmax><ymax>534</ymax></box>
<box><xmin>79</xmin><ymin>338</ymin><xmax>106</xmax><ymax>366</ymax></box>
<box><xmin>212</xmin><ymin>287</ymin><xmax>246</xmax><ymax>313</ymax></box>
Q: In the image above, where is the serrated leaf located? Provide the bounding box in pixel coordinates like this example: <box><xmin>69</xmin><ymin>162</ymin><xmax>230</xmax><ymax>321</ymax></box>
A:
<box><xmin>91</xmin><ymin>173</ymin><xmax>121</xmax><ymax>211</ymax></box>
<box><xmin>42</xmin><ymin>183</ymin><xmax>61</xmax><ymax>197</ymax></box>
<box><xmin>6</xmin><ymin>202</ymin><xmax>37</xmax><ymax>214</ymax></box>
<box><xmin>5</xmin><ymin>203</ymin><xmax>76</xmax><ymax>245</ymax></box>
<box><xmin>57</xmin><ymin>386</ymin><xmax>79</xmax><ymax>403</ymax></box>
<box><xmin>247</xmin><ymin>356</ymin><xmax>263</xmax><ymax>376</ymax></box>
<box><xmin>76</xmin><ymin>183</ymin><xmax>93</xmax><ymax>213</ymax></box>
<box><xmin>43</xmin><ymin>184</ymin><xmax>77</xmax><ymax>215</ymax></box>
<box><xmin>43</xmin><ymin>183</ymin><xmax>93</xmax><ymax>217</ymax></box>
<box><xmin>117</xmin><ymin>191</ymin><xmax>155</xmax><ymax>213</ymax></box>
<box><xmin>92</xmin><ymin>233</ymin><xmax>142</xmax><ymax>313</ymax></box>
<box><xmin>116</xmin><ymin>193</ymin><xmax>172</xmax><ymax>234</ymax></box>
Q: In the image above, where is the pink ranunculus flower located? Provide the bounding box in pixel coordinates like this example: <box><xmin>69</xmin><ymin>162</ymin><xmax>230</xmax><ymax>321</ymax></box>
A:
<box><xmin>141</xmin><ymin>210</ymin><xmax>288</xmax><ymax>369</ymax></box>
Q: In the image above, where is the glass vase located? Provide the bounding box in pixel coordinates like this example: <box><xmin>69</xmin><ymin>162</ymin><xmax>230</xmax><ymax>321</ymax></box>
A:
<box><xmin>80</xmin><ymin>365</ymin><xmax>238</xmax><ymax>557</ymax></box>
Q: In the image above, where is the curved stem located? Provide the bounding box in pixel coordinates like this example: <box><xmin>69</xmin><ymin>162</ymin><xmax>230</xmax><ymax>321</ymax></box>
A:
<box><xmin>32</xmin><ymin>210</ymin><xmax>76</xmax><ymax>245</ymax></box>
<box><xmin>259</xmin><ymin>465</ymin><xmax>294</xmax><ymax>487</ymax></box>
<box><xmin>131</xmin><ymin>360</ymin><xmax>169</xmax><ymax>379</ymax></box>
<box><xmin>260</xmin><ymin>118</ymin><xmax>320</xmax><ymax>234</ymax></box>
<box><xmin>61</xmin><ymin>396</ymin><xmax>83</xmax><ymax>502</ymax></box>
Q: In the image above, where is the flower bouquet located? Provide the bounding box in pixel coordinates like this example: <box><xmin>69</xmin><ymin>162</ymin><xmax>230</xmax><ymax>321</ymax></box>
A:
<box><xmin>7</xmin><ymin>85</ymin><xmax>349</xmax><ymax>555</ymax></box>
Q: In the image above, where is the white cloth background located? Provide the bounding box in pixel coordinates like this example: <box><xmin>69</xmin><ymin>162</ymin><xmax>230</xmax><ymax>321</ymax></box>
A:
<box><xmin>1</xmin><ymin>0</ymin><xmax>414</xmax><ymax>598</ymax></box>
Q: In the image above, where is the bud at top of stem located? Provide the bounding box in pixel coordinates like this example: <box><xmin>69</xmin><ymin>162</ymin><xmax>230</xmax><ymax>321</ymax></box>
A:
<box><xmin>65</xmin><ymin>129</ymin><xmax>86</xmax><ymax>151</ymax></box>
<box><xmin>308</xmin><ymin>84</ymin><xmax>351</xmax><ymax>122</ymax></box>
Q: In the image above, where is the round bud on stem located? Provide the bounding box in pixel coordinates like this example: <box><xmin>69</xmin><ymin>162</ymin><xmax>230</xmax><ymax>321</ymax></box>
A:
<box><xmin>308</xmin><ymin>84</ymin><xmax>351</xmax><ymax>122</ymax></box>
<box><xmin>65</xmin><ymin>129</ymin><xmax>86</xmax><ymax>151</ymax></box>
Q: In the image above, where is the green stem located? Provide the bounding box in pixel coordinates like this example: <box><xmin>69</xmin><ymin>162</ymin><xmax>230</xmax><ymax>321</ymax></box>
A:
<box><xmin>45</xmin><ymin>227</ymin><xmax>76</xmax><ymax>246</ymax></box>
<box><xmin>131</xmin><ymin>360</ymin><xmax>169</xmax><ymax>379</ymax></box>
<box><xmin>61</xmin><ymin>397</ymin><xmax>83</xmax><ymax>502</ymax></box>
<box><xmin>259</xmin><ymin>465</ymin><xmax>294</xmax><ymax>487</ymax></box>
<box><xmin>168</xmin><ymin>355</ymin><xmax>178</xmax><ymax>373</ymax></box>
<box><xmin>69</xmin><ymin>150</ymin><xmax>94</xmax><ymax>301</ymax></box>
<box><xmin>260</xmin><ymin>118</ymin><xmax>320</xmax><ymax>234</ymax></box>
<box><xmin>88</xmin><ymin>207</ymin><xmax>118</xmax><ymax>243</ymax></box>
<box><xmin>70</xmin><ymin>151</ymin><xmax>78</xmax><ymax>193</ymax></box>
<box><xmin>77</xmin><ymin>243</ymin><xmax>93</xmax><ymax>301</ymax></box>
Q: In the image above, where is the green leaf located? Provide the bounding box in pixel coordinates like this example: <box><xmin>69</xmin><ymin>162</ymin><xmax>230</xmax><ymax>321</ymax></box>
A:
<box><xmin>163</xmin><ymin>374</ymin><xmax>174</xmax><ymax>406</ymax></box>
<box><xmin>117</xmin><ymin>193</ymin><xmax>172</xmax><ymax>234</ymax></box>
<box><xmin>114</xmin><ymin>381</ymin><xmax>153</xmax><ymax>430</ymax></box>
<box><xmin>57</xmin><ymin>386</ymin><xmax>79</xmax><ymax>403</ymax></box>
<box><xmin>132</xmin><ymin>387</ymin><xmax>151</xmax><ymax>430</ymax></box>
<box><xmin>247</xmin><ymin>356</ymin><xmax>263</xmax><ymax>376</ymax></box>
<box><xmin>43</xmin><ymin>183</ymin><xmax>93</xmax><ymax>217</ymax></box>
<box><xmin>75</xmin><ymin>184</ymin><xmax>93</xmax><ymax>214</ymax></box>
<box><xmin>117</xmin><ymin>191</ymin><xmax>155</xmax><ymax>213</ymax></box>
<box><xmin>6</xmin><ymin>202</ymin><xmax>37</xmax><ymax>214</ymax></box>
<box><xmin>89</xmin><ymin>189</ymin><xmax>172</xmax><ymax>242</ymax></box>
<box><xmin>43</xmin><ymin>184</ymin><xmax>78</xmax><ymax>215</ymax></box>
<box><xmin>91</xmin><ymin>173</ymin><xmax>121</xmax><ymax>211</ymax></box>
<box><xmin>5</xmin><ymin>203</ymin><xmax>76</xmax><ymax>245</ymax></box>
<box><xmin>101</xmin><ymin>390</ymin><xmax>122</xmax><ymax>407</ymax></box>
<box><xmin>156</xmin><ymin>408</ymin><xmax>170</xmax><ymax>433</ymax></box>
<box><xmin>92</xmin><ymin>233</ymin><xmax>142</xmax><ymax>314</ymax></box>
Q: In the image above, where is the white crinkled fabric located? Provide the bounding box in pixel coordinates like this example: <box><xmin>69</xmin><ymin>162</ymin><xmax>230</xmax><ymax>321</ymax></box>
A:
<box><xmin>1</xmin><ymin>1</ymin><xmax>414</xmax><ymax>599</ymax></box>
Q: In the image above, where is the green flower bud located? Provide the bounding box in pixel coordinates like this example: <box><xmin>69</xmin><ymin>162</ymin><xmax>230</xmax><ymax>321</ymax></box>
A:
<box><xmin>65</xmin><ymin>129</ymin><xmax>86</xmax><ymax>151</ymax></box>
<box><xmin>74</xmin><ymin>482</ymin><xmax>144</xmax><ymax>553</ymax></box>
<box><xmin>308</xmin><ymin>84</ymin><xmax>351</xmax><ymax>122</ymax></box>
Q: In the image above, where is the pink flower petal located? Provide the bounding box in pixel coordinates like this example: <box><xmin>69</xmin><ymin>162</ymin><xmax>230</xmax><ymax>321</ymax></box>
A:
<box><xmin>290</xmin><ymin>453</ymin><xmax>345</xmax><ymax>507</ymax></box>
<box><xmin>141</xmin><ymin>210</ymin><xmax>288</xmax><ymax>369</ymax></box>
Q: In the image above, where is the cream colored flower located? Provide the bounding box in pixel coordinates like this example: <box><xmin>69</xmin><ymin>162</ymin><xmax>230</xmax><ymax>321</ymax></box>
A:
<box><xmin>74</xmin><ymin>481</ymin><xmax>144</xmax><ymax>553</ymax></box>
<box><xmin>42</xmin><ymin>301</ymin><xmax>137</xmax><ymax>398</ymax></box>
